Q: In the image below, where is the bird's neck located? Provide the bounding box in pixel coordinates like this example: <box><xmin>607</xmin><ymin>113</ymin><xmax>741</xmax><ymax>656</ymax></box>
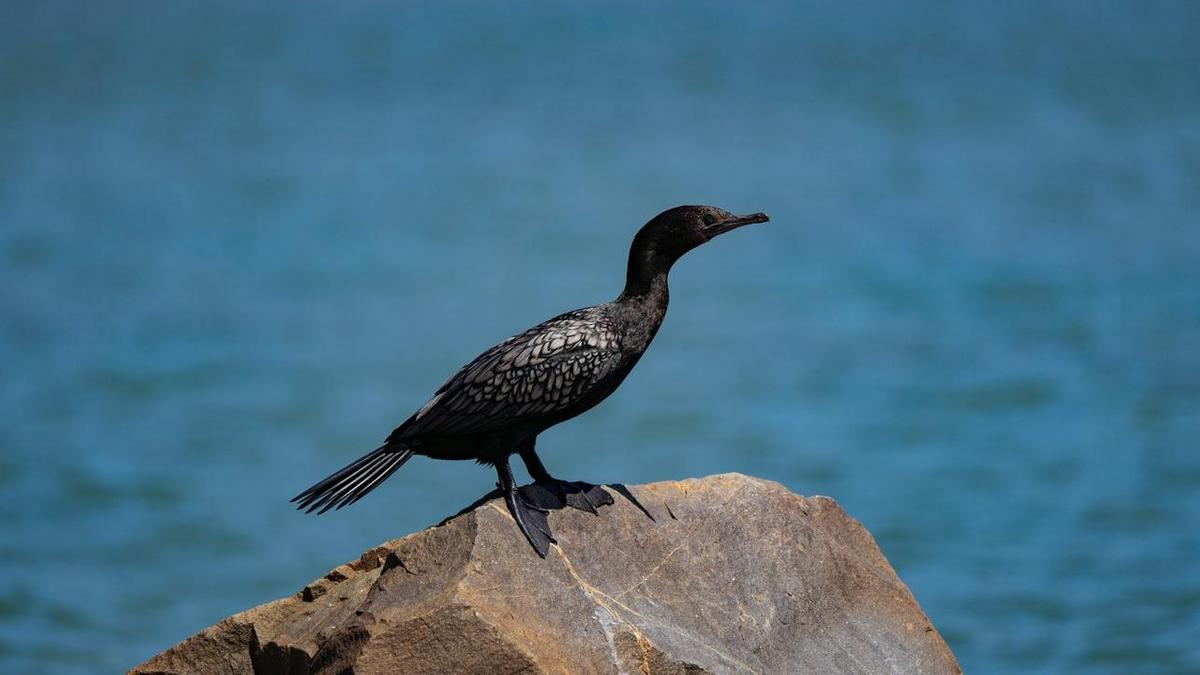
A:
<box><xmin>618</xmin><ymin>252</ymin><xmax>671</xmax><ymax>309</ymax></box>
<box><xmin>614</xmin><ymin>276</ymin><xmax>669</xmax><ymax>354</ymax></box>
<box><xmin>616</xmin><ymin>256</ymin><xmax>670</xmax><ymax>354</ymax></box>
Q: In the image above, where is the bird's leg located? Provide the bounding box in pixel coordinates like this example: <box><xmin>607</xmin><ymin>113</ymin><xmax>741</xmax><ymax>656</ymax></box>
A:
<box><xmin>518</xmin><ymin>439</ymin><xmax>614</xmax><ymax>515</ymax></box>
<box><xmin>519</xmin><ymin>441</ymin><xmax>554</xmax><ymax>483</ymax></box>
<box><xmin>496</xmin><ymin>457</ymin><xmax>555</xmax><ymax>558</ymax></box>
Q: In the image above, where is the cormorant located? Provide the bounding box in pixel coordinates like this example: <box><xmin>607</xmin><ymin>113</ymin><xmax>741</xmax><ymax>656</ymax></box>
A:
<box><xmin>293</xmin><ymin>205</ymin><xmax>769</xmax><ymax>557</ymax></box>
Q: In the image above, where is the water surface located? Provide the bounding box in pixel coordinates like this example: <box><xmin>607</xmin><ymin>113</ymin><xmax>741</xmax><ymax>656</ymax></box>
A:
<box><xmin>2</xmin><ymin>2</ymin><xmax>1198</xmax><ymax>671</ymax></box>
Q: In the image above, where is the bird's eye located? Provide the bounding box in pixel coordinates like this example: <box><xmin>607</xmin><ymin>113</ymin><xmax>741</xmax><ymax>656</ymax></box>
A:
<box><xmin>702</xmin><ymin>214</ymin><xmax>716</xmax><ymax>226</ymax></box>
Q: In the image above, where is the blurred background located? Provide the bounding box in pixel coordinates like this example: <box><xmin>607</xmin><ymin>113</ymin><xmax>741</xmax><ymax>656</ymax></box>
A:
<box><xmin>2</xmin><ymin>1</ymin><xmax>1198</xmax><ymax>672</ymax></box>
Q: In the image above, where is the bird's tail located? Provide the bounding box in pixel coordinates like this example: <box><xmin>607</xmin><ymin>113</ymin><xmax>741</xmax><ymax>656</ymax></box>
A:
<box><xmin>291</xmin><ymin>445</ymin><xmax>414</xmax><ymax>514</ymax></box>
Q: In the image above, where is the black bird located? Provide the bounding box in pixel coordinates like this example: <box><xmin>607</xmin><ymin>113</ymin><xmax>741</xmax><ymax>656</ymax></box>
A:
<box><xmin>293</xmin><ymin>205</ymin><xmax>769</xmax><ymax>557</ymax></box>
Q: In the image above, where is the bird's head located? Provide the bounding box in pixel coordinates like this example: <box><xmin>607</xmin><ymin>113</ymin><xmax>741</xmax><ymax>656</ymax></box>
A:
<box><xmin>631</xmin><ymin>205</ymin><xmax>769</xmax><ymax>268</ymax></box>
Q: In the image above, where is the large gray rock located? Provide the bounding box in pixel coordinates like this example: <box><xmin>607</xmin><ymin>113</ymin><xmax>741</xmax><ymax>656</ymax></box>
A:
<box><xmin>132</xmin><ymin>474</ymin><xmax>960</xmax><ymax>674</ymax></box>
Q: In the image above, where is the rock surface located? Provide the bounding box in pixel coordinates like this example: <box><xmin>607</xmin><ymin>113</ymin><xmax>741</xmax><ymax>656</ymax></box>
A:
<box><xmin>132</xmin><ymin>474</ymin><xmax>960</xmax><ymax>674</ymax></box>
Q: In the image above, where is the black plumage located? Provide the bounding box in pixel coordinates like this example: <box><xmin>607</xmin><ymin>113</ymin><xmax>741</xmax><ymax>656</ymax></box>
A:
<box><xmin>293</xmin><ymin>205</ymin><xmax>769</xmax><ymax>557</ymax></box>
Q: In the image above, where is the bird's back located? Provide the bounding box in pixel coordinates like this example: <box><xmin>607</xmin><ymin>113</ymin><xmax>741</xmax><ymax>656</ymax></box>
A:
<box><xmin>388</xmin><ymin>304</ymin><xmax>648</xmax><ymax>456</ymax></box>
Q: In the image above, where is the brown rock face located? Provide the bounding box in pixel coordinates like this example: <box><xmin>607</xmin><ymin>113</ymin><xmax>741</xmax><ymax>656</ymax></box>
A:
<box><xmin>132</xmin><ymin>474</ymin><xmax>960</xmax><ymax>674</ymax></box>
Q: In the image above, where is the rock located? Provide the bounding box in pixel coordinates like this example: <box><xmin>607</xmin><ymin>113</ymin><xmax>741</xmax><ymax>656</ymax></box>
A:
<box><xmin>131</xmin><ymin>474</ymin><xmax>960</xmax><ymax>674</ymax></box>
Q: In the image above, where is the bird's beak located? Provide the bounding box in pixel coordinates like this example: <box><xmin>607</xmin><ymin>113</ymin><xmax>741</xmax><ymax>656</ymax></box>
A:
<box><xmin>704</xmin><ymin>212</ymin><xmax>770</xmax><ymax>238</ymax></box>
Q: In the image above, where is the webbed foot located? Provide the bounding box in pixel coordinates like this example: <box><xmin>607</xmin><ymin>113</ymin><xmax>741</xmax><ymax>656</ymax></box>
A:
<box><xmin>503</xmin><ymin>484</ymin><xmax>556</xmax><ymax>558</ymax></box>
<box><xmin>523</xmin><ymin>479</ymin><xmax>614</xmax><ymax>514</ymax></box>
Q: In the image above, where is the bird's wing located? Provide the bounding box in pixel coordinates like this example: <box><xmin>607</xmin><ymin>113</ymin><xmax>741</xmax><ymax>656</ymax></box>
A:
<box><xmin>388</xmin><ymin>310</ymin><xmax>625</xmax><ymax>439</ymax></box>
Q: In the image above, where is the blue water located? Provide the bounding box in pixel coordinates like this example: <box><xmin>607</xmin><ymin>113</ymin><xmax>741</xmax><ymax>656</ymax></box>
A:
<box><xmin>2</xmin><ymin>2</ymin><xmax>1198</xmax><ymax>672</ymax></box>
